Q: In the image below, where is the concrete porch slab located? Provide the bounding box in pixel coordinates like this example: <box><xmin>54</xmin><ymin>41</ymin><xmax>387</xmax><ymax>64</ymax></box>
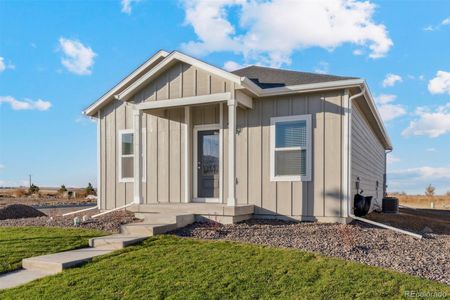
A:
<box><xmin>129</xmin><ymin>203</ymin><xmax>254</xmax><ymax>224</ymax></box>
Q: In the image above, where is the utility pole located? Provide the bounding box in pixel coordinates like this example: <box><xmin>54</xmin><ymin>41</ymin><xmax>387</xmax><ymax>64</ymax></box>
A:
<box><xmin>29</xmin><ymin>174</ymin><xmax>32</xmax><ymax>187</ymax></box>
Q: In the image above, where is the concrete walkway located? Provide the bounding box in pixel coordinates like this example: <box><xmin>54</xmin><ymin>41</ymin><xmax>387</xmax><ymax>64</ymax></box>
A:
<box><xmin>0</xmin><ymin>211</ymin><xmax>195</xmax><ymax>290</ymax></box>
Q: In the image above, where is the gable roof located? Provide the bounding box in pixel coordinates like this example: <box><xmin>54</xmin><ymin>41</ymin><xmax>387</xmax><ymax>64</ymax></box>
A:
<box><xmin>116</xmin><ymin>51</ymin><xmax>244</xmax><ymax>102</ymax></box>
<box><xmin>83</xmin><ymin>50</ymin><xmax>169</xmax><ymax>116</ymax></box>
<box><xmin>232</xmin><ymin>65</ymin><xmax>357</xmax><ymax>89</ymax></box>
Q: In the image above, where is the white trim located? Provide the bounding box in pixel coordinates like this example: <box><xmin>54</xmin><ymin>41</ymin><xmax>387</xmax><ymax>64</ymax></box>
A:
<box><xmin>136</xmin><ymin>92</ymin><xmax>231</xmax><ymax>110</ymax></box>
<box><xmin>97</xmin><ymin>110</ymin><xmax>101</xmax><ymax>209</ymax></box>
<box><xmin>118</xmin><ymin>128</ymin><xmax>146</xmax><ymax>183</ymax></box>
<box><xmin>193</xmin><ymin>124</ymin><xmax>221</xmax><ymax>203</ymax></box>
<box><xmin>92</xmin><ymin>203</ymin><xmax>134</xmax><ymax>218</ymax></box>
<box><xmin>270</xmin><ymin>114</ymin><xmax>312</xmax><ymax>182</ymax></box>
<box><xmin>117</xmin><ymin>51</ymin><xmax>243</xmax><ymax>102</ymax></box>
<box><xmin>241</xmin><ymin>78</ymin><xmax>365</xmax><ymax>98</ymax></box>
<box><xmin>84</xmin><ymin>50</ymin><xmax>169</xmax><ymax>116</ymax></box>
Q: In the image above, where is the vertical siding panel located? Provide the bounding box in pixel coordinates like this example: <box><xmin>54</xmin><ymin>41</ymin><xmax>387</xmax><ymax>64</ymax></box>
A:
<box><xmin>169</xmin><ymin>109</ymin><xmax>181</xmax><ymax>202</ymax></box>
<box><xmin>196</xmin><ymin>69</ymin><xmax>209</xmax><ymax>95</ymax></box>
<box><xmin>158</xmin><ymin>112</ymin><xmax>170</xmax><ymax>202</ymax></box>
<box><xmin>148</xmin><ymin>114</ymin><xmax>158</xmax><ymax>203</ymax></box>
<box><xmin>180</xmin><ymin>110</ymin><xmax>186</xmax><ymax>203</ymax></box>
<box><xmin>124</xmin><ymin>105</ymin><xmax>134</xmax><ymax>204</ymax></box>
<box><xmin>247</xmin><ymin>100</ymin><xmax>262</xmax><ymax>208</ymax></box>
<box><xmin>261</xmin><ymin>99</ymin><xmax>277</xmax><ymax>214</ymax></box>
<box><xmin>292</xmin><ymin>95</ymin><xmax>307</xmax><ymax>216</ymax></box>
<box><xmin>324</xmin><ymin>93</ymin><xmax>342</xmax><ymax>217</ymax></box>
<box><xmin>275</xmin><ymin>97</ymin><xmax>292</xmax><ymax>215</ymax></box>
<box><xmin>100</xmin><ymin>111</ymin><xmax>107</xmax><ymax>210</ymax></box>
<box><xmin>115</xmin><ymin>102</ymin><xmax>126</xmax><ymax>207</ymax></box>
<box><xmin>182</xmin><ymin>64</ymin><xmax>195</xmax><ymax>97</ymax></box>
<box><xmin>236</xmin><ymin>107</ymin><xmax>248</xmax><ymax>204</ymax></box>
<box><xmin>168</xmin><ymin>65</ymin><xmax>182</xmax><ymax>99</ymax></box>
<box><xmin>211</xmin><ymin>76</ymin><xmax>224</xmax><ymax>94</ymax></box>
<box><xmin>309</xmin><ymin>94</ymin><xmax>325</xmax><ymax>217</ymax></box>
<box><xmin>105</xmin><ymin>102</ymin><xmax>116</xmax><ymax>209</ymax></box>
<box><xmin>204</xmin><ymin>105</ymin><xmax>216</xmax><ymax>124</ymax></box>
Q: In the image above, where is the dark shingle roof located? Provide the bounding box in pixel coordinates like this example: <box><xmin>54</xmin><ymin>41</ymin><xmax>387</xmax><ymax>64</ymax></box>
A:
<box><xmin>232</xmin><ymin>65</ymin><xmax>358</xmax><ymax>89</ymax></box>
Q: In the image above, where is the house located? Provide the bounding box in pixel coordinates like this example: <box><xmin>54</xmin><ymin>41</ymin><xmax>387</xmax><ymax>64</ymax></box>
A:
<box><xmin>83</xmin><ymin>50</ymin><xmax>392</xmax><ymax>224</ymax></box>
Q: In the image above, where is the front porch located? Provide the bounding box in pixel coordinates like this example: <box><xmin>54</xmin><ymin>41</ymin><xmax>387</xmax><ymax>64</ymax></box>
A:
<box><xmin>129</xmin><ymin>203</ymin><xmax>255</xmax><ymax>224</ymax></box>
<box><xmin>130</xmin><ymin>89</ymin><xmax>253</xmax><ymax>208</ymax></box>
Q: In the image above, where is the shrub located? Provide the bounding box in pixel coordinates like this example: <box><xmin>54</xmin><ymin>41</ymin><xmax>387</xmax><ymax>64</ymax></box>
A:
<box><xmin>85</xmin><ymin>183</ymin><xmax>96</xmax><ymax>196</ymax></box>
<box><xmin>28</xmin><ymin>184</ymin><xmax>39</xmax><ymax>195</ymax></box>
<box><xmin>58</xmin><ymin>185</ymin><xmax>67</xmax><ymax>194</ymax></box>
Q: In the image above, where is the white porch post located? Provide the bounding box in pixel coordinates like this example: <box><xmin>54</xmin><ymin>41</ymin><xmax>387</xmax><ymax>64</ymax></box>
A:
<box><xmin>133</xmin><ymin>109</ymin><xmax>142</xmax><ymax>204</ymax></box>
<box><xmin>184</xmin><ymin>106</ymin><xmax>191</xmax><ymax>203</ymax></box>
<box><xmin>227</xmin><ymin>95</ymin><xmax>237</xmax><ymax>206</ymax></box>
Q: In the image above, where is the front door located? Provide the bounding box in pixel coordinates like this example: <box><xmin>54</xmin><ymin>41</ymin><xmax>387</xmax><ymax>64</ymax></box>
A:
<box><xmin>196</xmin><ymin>129</ymin><xmax>220</xmax><ymax>200</ymax></box>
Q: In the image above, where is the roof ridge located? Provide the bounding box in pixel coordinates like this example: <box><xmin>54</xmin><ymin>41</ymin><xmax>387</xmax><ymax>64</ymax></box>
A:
<box><xmin>232</xmin><ymin>65</ymin><xmax>355</xmax><ymax>79</ymax></box>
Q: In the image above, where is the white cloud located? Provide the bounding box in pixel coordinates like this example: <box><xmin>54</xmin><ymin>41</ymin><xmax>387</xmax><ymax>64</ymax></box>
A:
<box><xmin>374</xmin><ymin>94</ymin><xmax>406</xmax><ymax>122</ymax></box>
<box><xmin>223</xmin><ymin>60</ymin><xmax>245</xmax><ymax>71</ymax></box>
<box><xmin>423</xmin><ymin>16</ymin><xmax>450</xmax><ymax>31</ymax></box>
<box><xmin>121</xmin><ymin>0</ymin><xmax>141</xmax><ymax>14</ymax></box>
<box><xmin>0</xmin><ymin>56</ymin><xmax>15</xmax><ymax>72</ymax></box>
<box><xmin>428</xmin><ymin>71</ymin><xmax>450</xmax><ymax>94</ymax></box>
<box><xmin>352</xmin><ymin>49</ymin><xmax>364</xmax><ymax>56</ymax></box>
<box><xmin>181</xmin><ymin>0</ymin><xmax>393</xmax><ymax>67</ymax></box>
<box><xmin>0</xmin><ymin>96</ymin><xmax>52</xmax><ymax>111</ymax></box>
<box><xmin>58</xmin><ymin>38</ymin><xmax>96</xmax><ymax>75</ymax></box>
<box><xmin>387</xmin><ymin>154</ymin><xmax>400</xmax><ymax>164</ymax></box>
<box><xmin>389</xmin><ymin>166</ymin><xmax>450</xmax><ymax>194</ymax></box>
<box><xmin>382</xmin><ymin>73</ymin><xmax>402</xmax><ymax>87</ymax></box>
<box><xmin>314</xmin><ymin>61</ymin><xmax>329</xmax><ymax>74</ymax></box>
<box><xmin>402</xmin><ymin>103</ymin><xmax>450</xmax><ymax>138</ymax></box>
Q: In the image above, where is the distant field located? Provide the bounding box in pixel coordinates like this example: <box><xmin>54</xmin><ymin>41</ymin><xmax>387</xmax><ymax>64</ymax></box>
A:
<box><xmin>0</xmin><ymin>188</ymin><xmax>95</xmax><ymax>208</ymax></box>
<box><xmin>393</xmin><ymin>194</ymin><xmax>450</xmax><ymax>209</ymax></box>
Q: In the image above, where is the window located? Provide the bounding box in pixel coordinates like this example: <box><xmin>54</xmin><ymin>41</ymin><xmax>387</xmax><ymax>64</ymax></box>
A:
<box><xmin>270</xmin><ymin>115</ymin><xmax>311</xmax><ymax>181</ymax></box>
<box><xmin>119</xmin><ymin>129</ymin><xmax>146</xmax><ymax>182</ymax></box>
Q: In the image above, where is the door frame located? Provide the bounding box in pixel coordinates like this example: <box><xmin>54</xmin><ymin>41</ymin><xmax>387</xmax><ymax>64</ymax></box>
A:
<box><xmin>193</xmin><ymin>124</ymin><xmax>222</xmax><ymax>203</ymax></box>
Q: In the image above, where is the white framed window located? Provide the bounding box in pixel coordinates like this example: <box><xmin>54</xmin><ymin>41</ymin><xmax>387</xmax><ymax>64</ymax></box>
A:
<box><xmin>118</xmin><ymin>129</ymin><xmax>146</xmax><ymax>182</ymax></box>
<box><xmin>270</xmin><ymin>115</ymin><xmax>312</xmax><ymax>182</ymax></box>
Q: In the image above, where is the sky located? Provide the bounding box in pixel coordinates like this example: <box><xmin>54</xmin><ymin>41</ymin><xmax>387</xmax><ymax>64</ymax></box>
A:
<box><xmin>0</xmin><ymin>0</ymin><xmax>449</xmax><ymax>194</ymax></box>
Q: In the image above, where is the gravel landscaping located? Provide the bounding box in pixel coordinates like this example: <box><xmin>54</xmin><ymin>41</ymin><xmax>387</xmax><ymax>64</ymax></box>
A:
<box><xmin>0</xmin><ymin>210</ymin><xmax>138</xmax><ymax>233</ymax></box>
<box><xmin>173</xmin><ymin>219</ymin><xmax>450</xmax><ymax>285</ymax></box>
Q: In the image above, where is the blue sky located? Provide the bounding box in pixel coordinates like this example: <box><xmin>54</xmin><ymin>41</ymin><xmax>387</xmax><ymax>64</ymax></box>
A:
<box><xmin>0</xmin><ymin>0</ymin><xmax>449</xmax><ymax>194</ymax></box>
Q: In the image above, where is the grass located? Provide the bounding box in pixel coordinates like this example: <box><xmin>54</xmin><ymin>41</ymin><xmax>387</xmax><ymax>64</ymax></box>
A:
<box><xmin>0</xmin><ymin>227</ymin><xmax>106</xmax><ymax>274</ymax></box>
<box><xmin>393</xmin><ymin>194</ymin><xmax>450</xmax><ymax>209</ymax></box>
<box><xmin>1</xmin><ymin>235</ymin><xmax>449</xmax><ymax>299</ymax></box>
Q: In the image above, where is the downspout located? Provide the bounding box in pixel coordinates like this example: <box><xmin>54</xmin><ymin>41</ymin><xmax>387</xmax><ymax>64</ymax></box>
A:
<box><xmin>347</xmin><ymin>87</ymin><xmax>422</xmax><ymax>239</ymax></box>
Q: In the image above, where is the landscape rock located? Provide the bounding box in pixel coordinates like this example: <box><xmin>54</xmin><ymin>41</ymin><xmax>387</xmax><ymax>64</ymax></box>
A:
<box><xmin>0</xmin><ymin>204</ymin><xmax>46</xmax><ymax>220</ymax></box>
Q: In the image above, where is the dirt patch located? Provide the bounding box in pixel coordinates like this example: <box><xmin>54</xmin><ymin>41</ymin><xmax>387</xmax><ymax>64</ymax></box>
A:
<box><xmin>0</xmin><ymin>210</ymin><xmax>139</xmax><ymax>233</ymax></box>
<box><xmin>0</xmin><ymin>204</ymin><xmax>47</xmax><ymax>220</ymax></box>
<box><xmin>366</xmin><ymin>207</ymin><xmax>450</xmax><ymax>235</ymax></box>
<box><xmin>172</xmin><ymin>220</ymin><xmax>450</xmax><ymax>285</ymax></box>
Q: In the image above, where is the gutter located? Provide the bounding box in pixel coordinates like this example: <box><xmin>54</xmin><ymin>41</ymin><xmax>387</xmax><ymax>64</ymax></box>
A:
<box><xmin>347</xmin><ymin>87</ymin><xmax>422</xmax><ymax>239</ymax></box>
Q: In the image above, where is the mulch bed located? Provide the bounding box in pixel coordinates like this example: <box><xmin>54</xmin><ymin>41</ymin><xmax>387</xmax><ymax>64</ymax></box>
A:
<box><xmin>0</xmin><ymin>204</ymin><xmax>46</xmax><ymax>220</ymax></box>
<box><xmin>0</xmin><ymin>210</ymin><xmax>138</xmax><ymax>233</ymax></box>
<box><xmin>172</xmin><ymin>219</ymin><xmax>450</xmax><ymax>285</ymax></box>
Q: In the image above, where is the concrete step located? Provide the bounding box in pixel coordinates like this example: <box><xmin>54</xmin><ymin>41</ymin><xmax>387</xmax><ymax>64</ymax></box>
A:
<box><xmin>134</xmin><ymin>213</ymin><xmax>195</xmax><ymax>228</ymax></box>
<box><xmin>120</xmin><ymin>223</ymin><xmax>178</xmax><ymax>236</ymax></box>
<box><xmin>89</xmin><ymin>234</ymin><xmax>148</xmax><ymax>249</ymax></box>
<box><xmin>22</xmin><ymin>247</ymin><xmax>113</xmax><ymax>273</ymax></box>
<box><xmin>0</xmin><ymin>269</ymin><xmax>57</xmax><ymax>290</ymax></box>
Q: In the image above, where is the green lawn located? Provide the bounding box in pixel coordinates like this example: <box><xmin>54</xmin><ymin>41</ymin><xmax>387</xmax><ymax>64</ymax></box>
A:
<box><xmin>1</xmin><ymin>235</ymin><xmax>449</xmax><ymax>299</ymax></box>
<box><xmin>0</xmin><ymin>227</ymin><xmax>106</xmax><ymax>274</ymax></box>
